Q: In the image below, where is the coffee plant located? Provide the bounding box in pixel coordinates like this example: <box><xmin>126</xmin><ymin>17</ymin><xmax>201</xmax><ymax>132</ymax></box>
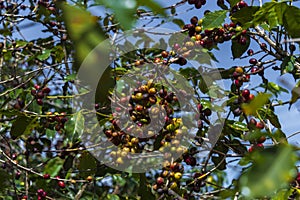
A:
<box><xmin>0</xmin><ymin>0</ymin><xmax>300</xmax><ymax>199</ymax></box>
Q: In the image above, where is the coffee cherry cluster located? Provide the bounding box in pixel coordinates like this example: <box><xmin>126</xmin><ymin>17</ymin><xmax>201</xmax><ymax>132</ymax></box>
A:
<box><xmin>247</xmin><ymin>118</ymin><xmax>266</xmax><ymax>152</ymax></box>
<box><xmin>232</xmin><ymin>66</ymin><xmax>251</xmax><ymax>88</ymax></box>
<box><xmin>0</xmin><ymin>1</ymin><xmax>27</xmax><ymax>14</ymax></box>
<box><xmin>179</xmin><ymin>16</ymin><xmax>248</xmax><ymax>52</ymax></box>
<box><xmin>13</xmin><ymin>98</ymin><xmax>25</xmax><ymax>110</ymax></box>
<box><xmin>231</xmin><ymin>88</ymin><xmax>255</xmax><ymax>117</ymax></box>
<box><xmin>187</xmin><ymin>0</ymin><xmax>207</xmax><ymax>9</ymax></box>
<box><xmin>37</xmin><ymin>0</ymin><xmax>57</xmax><ymax>13</ymax></box>
<box><xmin>231</xmin><ymin>1</ymin><xmax>248</xmax><ymax>15</ymax></box>
<box><xmin>224</xmin><ymin>23</ymin><xmax>248</xmax><ymax>45</ymax></box>
<box><xmin>152</xmin><ymin>162</ymin><xmax>184</xmax><ymax>195</ymax></box>
<box><xmin>37</xmin><ymin>188</ymin><xmax>47</xmax><ymax>200</ymax></box>
<box><xmin>31</xmin><ymin>84</ymin><xmax>51</xmax><ymax>106</ymax></box>
<box><xmin>186</xmin><ymin>172</ymin><xmax>207</xmax><ymax>192</ymax></box>
<box><xmin>41</xmin><ymin>112</ymin><xmax>68</xmax><ymax>132</ymax></box>
<box><xmin>196</xmin><ymin>103</ymin><xmax>212</xmax><ymax>129</ymax></box>
<box><xmin>103</xmin><ymin>80</ymin><xmax>188</xmax><ymax>166</ymax></box>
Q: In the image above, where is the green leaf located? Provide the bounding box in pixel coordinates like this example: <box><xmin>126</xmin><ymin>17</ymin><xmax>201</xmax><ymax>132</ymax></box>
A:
<box><xmin>239</xmin><ymin>145</ymin><xmax>297</xmax><ymax>198</ymax></box>
<box><xmin>179</xmin><ymin>67</ymin><xmax>200</xmax><ymax>79</ymax></box>
<box><xmin>73</xmin><ymin>111</ymin><xmax>85</xmax><ymax>137</ymax></box>
<box><xmin>138</xmin><ymin>173</ymin><xmax>156</xmax><ymax>199</ymax></box>
<box><xmin>273</xmin><ymin>189</ymin><xmax>293</xmax><ymax>200</ymax></box>
<box><xmin>231</xmin><ymin>35</ymin><xmax>250</xmax><ymax>58</ymax></box>
<box><xmin>258</xmin><ymin>82</ymin><xmax>288</xmax><ymax>97</ymax></box>
<box><xmin>95</xmin><ymin>0</ymin><xmax>138</xmax><ymax>30</ymax></box>
<box><xmin>234</xmin><ymin>2</ymin><xmax>288</xmax><ymax>30</ymax></box>
<box><xmin>78</xmin><ymin>152</ymin><xmax>97</xmax><ymax>178</ymax></box>
<box><xmin>283</xmin><ymin>6</ymin><xmax>300</xmax><ymax>38</ymax></box>
<box><xmin>202</xmin><ymin>10</ymin><xmax>228</xmax><ymax>30</ymax></box>
<box><xmin>106</xmin><ymin>194</ymin><xmax>120</xmax><ymax>200</ymax></box>
<box><xmin>112</xmin><ymin>174</ymin><xmax>127</xmax><ymax>186</ymax></box>
<box><xmin>200</xmin><ymin>99</ymin><xmax>212</xmax><ymax>110</ymax></box>
<box><xmin>281</xmin><ymin>56</ymin><xmax>296</xmax><ymax>74</ymax></box>
<box><xmin>0</xmin><ymin>169</ymin><xmax>11</xmax><ymax>192</ymax></box>
<box><xmin>228</xmin><ymin>139</ymin><xmax>247</xmax><ymax>154</ymax></box>
<box><xmin>241</xmin><ymin>93</ymin><xmax>272</xmax><ymax>116</ymax></box>
<box><xmin>37</xmin><ymin>49</ymin><xmax>51</xmax><ymax>61</ymax></box>
<box><xmin>52</xmin><ymin>45</ymin><xmax>65</xmax><ymax>63</ymax></box>
<box><xmin>228</xmin><ymin>121</ymin><xmax>249</xmax><ymax>132</ymax></box>
<box><xmin>243</xmin><ymin>129</ymin><xmax>265</xmax><ymax>142</ymax></box>
<box><xmin>251</xmin><ymin>2</ymin><xmax>287</xmax><ymax>29</ymax></box>
<box><xmin>290</xmin><ymin>80</ymin><xmax>300</xmax><ymax>106</ymax></box>
<box><xmin>231</xmin><ymin>6</ymin><xmax>259</xmax><ymax>26</ymax></box>
<box><xmin>44</xmin><ymin>157</ymin><xmax>64</xmax><ymax>177</ymax></box>
<box><xmin>217</xmin><ymin>0</ymin><xmax>229</xmax><ymax>10</ymax></box>
<box><xmin>219</xmin><ymin>67</ymin><xmax>235</xmax><ymax>79</ymax></box>
<box><xmin>219</xmin><ymin>189</ymin><xmax>237</xmax><ymax>199</ymax></box>
<box><xmin>0</xmin><ymin>109</ymin><xmax>23</xmax><ymax>117</ymax></box>
<box><xmin>10</xmin><ymin>116</ymin><xmax>36</xmax><ymax>139</ymax></box>
<box><xmin>172</xmin><ymin>19</ymin><xmax>185</xmax><ymax>29</ymax></box>
<box><xmin>61</xmin><ymin>3</ymin><xmax>105</xmax><ymax>68</ymax></box>
<box><xmin>168</xmin><ymin>32</ymin><xmax>186</xmax><ymax>47</ymax></box>
<box><xmin>272</xmin><ymin>129</ymin><xmax>287</xmax><ymax>144</ymax></box>
<box><xmin>258</xmin><ymin>108</ymin><xmax>281</xmax><ymax>128</ymax></box>
<box><xmin>229</xmin><ymin>0</ymin><xmax>240</xmax><ymax>7</ymax></box>
<box><xmin>64</xmin><ymin>73</ymin><xmax>77</xmax><ymax>82</ymax></box>
<box><xmin>136</xmin><ymin>0</ymin><xmax>165</xmax><ymax>16</ymax></box>
<box><xmin>212</xmin><ymin>155</ymin><xmax>226</xmax><ymax>170</ymax></box>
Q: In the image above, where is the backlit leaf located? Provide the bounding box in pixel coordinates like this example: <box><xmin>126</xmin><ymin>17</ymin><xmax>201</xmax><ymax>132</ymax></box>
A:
<box><xmin>242</xmin><ymin>93</ymin><xmax>272</xmax><ymax>116</ymax></box>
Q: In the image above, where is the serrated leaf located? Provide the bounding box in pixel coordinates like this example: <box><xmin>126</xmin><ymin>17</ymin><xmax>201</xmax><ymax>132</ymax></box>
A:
<box><xmin>239</xmin><ymin>145</ymin><xmax>297</xmax><ymax>198</ymax></box>
<box><xmin>242</xmin><ymin>93</ymin><xmax>272</xmax><ymax>116</ymax></box>
<box><xmin>202</xmin><ymin>10</ymin><xmax>228</xmax><ymax>30</ymax></box>
<box><xmin>228</xmin><ymin>121</ymin><xmax>249</xmax><ymax>131</ymax></box>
